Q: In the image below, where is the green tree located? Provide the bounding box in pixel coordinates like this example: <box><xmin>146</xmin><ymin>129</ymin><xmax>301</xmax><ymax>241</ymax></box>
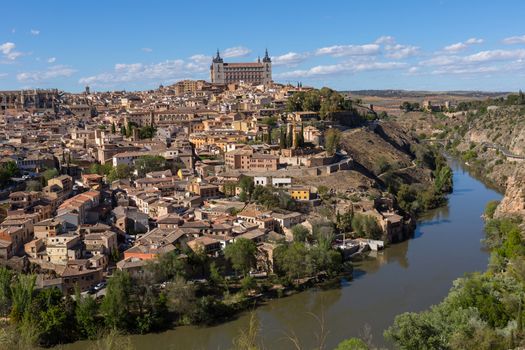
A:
<box><xmin>147</xmin><ymin>251</ymin><xmax>186</xmax><ymax>283</ymax></box>
<box><xmin>312</xmin><ymin>220</ymin><xmax>335</xmax><ymax>243</ymax></box>
<box><xmin>126</xmin><ymin>121</ymin><xmax>134</xmax><ymax>138</ymax></box>
<box><xmin>434</xmin><ymin>164</ymin><xmax>453</xmax><ymax>193</ymax></box>
<box><xmin>224</xmin><ymin>238</ymin><xmax>257</xmax><ymax>276</ymax></box>
<box><xmin>273</xmin><ymin>242</ymin><xmax>312</xmax><ymax>283</ymax></box>
<box><xmin>298</xmin><ymin>123</ymin><xmax>305</xmax><ymax>147</ymax></box>
<box><xmin>111</xmin><ymin>122</ymin><xmax>117</xmax><ymax>134</ymax></box>
<box><xmin>32</xmin><ymin>287</ymin><xmax>71</xmax><ymax>346</ymax></box>
<box><xmin>131</xmin><ymin>274</ymin><xmax>168</xmax><ymax>334</ymax></box>
<box><xmin>165</xmin><ymin>276</ymin><xmax>198</xmax><ymax>323</ymax></box>
<box><xmin>87</xmin><ymin>163</ymin><xmax>113</xmax><ymax>176</ymax></box>
<box><xmin>291</xmin><ymin>224</ymin><xmax>309</xmax><ymax>242</ymax></box>
<box><xmin>261</xmin><ymin>116</ymin><xmax>277</xmax><ymax>128</ymax></box>
<box><xmin>336</xmin><ymin>209</ymin><xmax>353</xmax><ymax>233</ymax></box>
<box><xmin>101</xmin><ymin>271</ymin><xmax>132</xmax><ymax>331</ymax></box>
<box><xmin>351</xmin><ymin>214</ymin><xmax>383</xmax><ymax>239</ymax></box>
<box><xmin>385</xmin><ymin>311</ymin><xmax>448</xmax><ymax>350</ymax></box>
<box><xmin>42</xmin><ymin>168</ymin><xmax>59</xmax><ymax>184</ymax></box>
<box><xmin>324</xmin><ymin>129</ymin><xmax>341</xmax><ymax>156</ymax></box>
<box><xmin>138</xmin><ymin>125</ymin><xmax>156</xmax><ymax>139</ymax></box>
<box><xmin>0</xmin><ymin>161</ymin><xmax>19</xmax><ymax>187</ymax></box>
<box><xmin>134</xmin><ymin>155</ymin><xmax>167</xmax><ymax>177</ymax></box>
<box><xmin>286</xmin><ymin>127</ymin><xmax>293</xmax><ymax>148</ymax></box>
<box><xmin>279</xmin><ymin>126</ymin><xmax>287</xmax><ymax>149</ymax></box>
<box><xmin>396</xmin><ymin>184</ymin><xmax>418</xmax><ymax>213</ymax></box>
<box><xmin>271</xmin><ymin>127</ymin><xmax>281</xmax><ymax>148</ymax></box>
<box><xmin>10</xmin><ymin>274</ymin><xmax>36</xmax><ymax>323</ymax></box>
<box><xmin>0</xmin><ymin>267</ymin><xmax>13</xmax><ymax>317</ymax></box>
<box><xmin>286</xmin><ymin>91</ymin><xmax>305</xmax><ymax>112</ymax></box>
<box><xmin>107</xmin><ymin>164</ymin><xmax>133</xmax><ymax>182</ymax></box>
<box><xmin>303</xmin><ymin>90</ymin><xmax>321</xmax><ymax>111</ymax></box>
<box><xmin>238</xmin><ymin>176</ymin><xmax>254</xmax><ymax>202</ymax></box>
<box><xmin>75</xmin><ymin>293</ymin><xmax>100</xmax><ymax>339</ymax></box>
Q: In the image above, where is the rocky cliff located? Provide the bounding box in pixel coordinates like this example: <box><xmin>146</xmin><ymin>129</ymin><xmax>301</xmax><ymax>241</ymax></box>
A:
<box><xmin>495</xmin><ymin>167</ymin><xmax>525</xmax><ymax>218</ymax></box>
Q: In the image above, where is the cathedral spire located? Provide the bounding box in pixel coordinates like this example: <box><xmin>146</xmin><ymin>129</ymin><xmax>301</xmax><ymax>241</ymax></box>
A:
<box><xmin>263</xmin><ymin>48</ymin><xmax>271</xmax><ymax>63</ymax></box>
<box><xmin>213</xmin><ymin>49</ymin><xmax>223</xmax><ymax>63</ymax></box>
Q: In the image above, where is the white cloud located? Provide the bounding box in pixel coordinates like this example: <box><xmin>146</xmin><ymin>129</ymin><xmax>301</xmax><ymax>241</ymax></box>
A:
<box><xmin>0</xmin><ymin>42</ymin><xmax>22</xmax><ymax>61</ymax></box>
<box><xmin>30</xmin><ymin>29</ymin><xmax>40</xmax><ymax>36</ymax></box>
<box><xmin>385</xmin><ymin>44</ymin><xmax>420</xmax><ymax>59</ymax></box>
<box><xmin>79</xmin><ymin>58</ymin><xmax>208</xmax><ymax>86</ymax></box>
<box><xmin>0</xmin><ymin>73</ymin><xmax>7</xmax><ymax>78</ymax></box>
<box><xmin>315</xmin><ymin>44</ymin><xmax>380</xmax><ymax>57</ymax></box>
<box><xmin>443</xmin><ymin>38</ymin><xmax>484</xmax><ymax>52</ymax></box>
<box><xmin>464</xmin><ymin>49</ymin><xmax>525</xmax><ymax>63</ymax></box>
<box><xmin>407</xmin><ymin>67</ymin><xmax>419</xmax><ymax>75</ymax></box>
<box><xmin>0</xmin><ymin>42</ymin><xmax>15</xmax><ymax>55</ymax></box>
<box><xmin>503</xmin><ymin>35</ymin><xmax>525</xmax><ymax>45</ymax></box>
<box><xmin>420</xmin><ymin>49</ymin><xmax>525</xmax><ymax>68</ymax></box>
<box><xmin>222</xmin><ymin>46</ymin><xmax>251</xmax><ymax>58</ymax></box>
<box><xmin>17</xmin><ymin>65</ymin><xmax>76</xmax><ymax>82</ymax></box>
<box><xmin>430</xmin><ymin>65</ymin><xmax>501</xmax><ymax>75</ymax></box>
<box><xmin>141</xmin><ymin>47</ymin><xmax>153</xmax><ymax>52</ymax></box>
<box><xmin>416</xmin><ymin>47</ymin><xmax>525</xmax><ymax>76</ymax></box>
<box><xmin>189</xmin><ymin>54</ymin><xmax>210</xmax><ymax>64</ymax></box>
<box><xmin>420</xmin><ymin>55</ymin><xmax>458</xmax><ymax>66</ymax></box>
<box><xmin>272</xmin><ymin>52</ymin><xmax>309</xmax><ymax>66</ymax></box>
<box><xmin>466</xmin><ymin>38</ymin><xmax>484</xmax><ymax>45</ymax></box>
<box><xmin>375</xmin><ymin>36</ymin><xmax>396</xmax><ymax>45</ymax></box>
<box><xmin>47</xmin><ymin>57</ymin><xmax>56</xmax><ymax>63</ymax></box>
<box><xmin>277</xmin><ymin>60</ymin><xmax>406</xmax><ymax>79</ymax></box>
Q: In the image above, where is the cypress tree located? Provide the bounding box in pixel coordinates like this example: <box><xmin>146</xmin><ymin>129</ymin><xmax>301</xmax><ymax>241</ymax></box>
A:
<box><xmin>286</xmin><ymin>127</ymin><xmax>293</xmax><ymax>148</ymax></box>
<box><xmin>280</xmin><ymin>127</ymin><xmax>287</xmax><ymax>149</ymax></box>
<box><xmin>299</xmin><ymin>123</ymin><xmax>305</xmax><ymax>147</ymax></box>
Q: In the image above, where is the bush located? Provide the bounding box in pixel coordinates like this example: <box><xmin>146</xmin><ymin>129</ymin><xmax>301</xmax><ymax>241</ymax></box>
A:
<box><xmin>484</xmin><ymin>201</ymin><xmax>499</xmax><ymax>219</ymax></box>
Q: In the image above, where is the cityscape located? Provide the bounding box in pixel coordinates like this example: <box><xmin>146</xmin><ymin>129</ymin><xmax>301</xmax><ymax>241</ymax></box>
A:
<box><xmin>1</xmin><ymin>1</ymin><xmax>525</xmax><ymax>350</ymax></box>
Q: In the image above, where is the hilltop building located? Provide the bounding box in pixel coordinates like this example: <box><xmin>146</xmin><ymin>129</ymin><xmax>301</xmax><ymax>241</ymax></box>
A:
<box><xmin>210</xmin><ymin>49</ymin><xmax>272</xmax><ymax>85</ymax></box>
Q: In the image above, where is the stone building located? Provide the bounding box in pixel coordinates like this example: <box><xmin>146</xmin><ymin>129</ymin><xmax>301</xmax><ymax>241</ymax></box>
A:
<box><xmin>0</xmin><ymin>89</ymin><xmax>59</xmax><ymax>112</ymax></box>
<box><xmin>210</xmin><ymin>50</ymin><xmax>272</xmax><ymax>85</ymax></box>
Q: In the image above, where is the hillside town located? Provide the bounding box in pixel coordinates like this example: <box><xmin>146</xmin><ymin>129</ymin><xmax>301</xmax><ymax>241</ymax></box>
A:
<box><xmin>0</xmin><ymin>51</ymin><xmax>413</xmax><ymax>298</ymax></box>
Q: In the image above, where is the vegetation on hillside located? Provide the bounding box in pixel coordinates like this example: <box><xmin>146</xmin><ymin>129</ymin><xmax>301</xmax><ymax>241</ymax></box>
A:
<box><xmin>384</xmin><ymin>208</ymin><xmax>525</xmax><ymax>349</ymax></box>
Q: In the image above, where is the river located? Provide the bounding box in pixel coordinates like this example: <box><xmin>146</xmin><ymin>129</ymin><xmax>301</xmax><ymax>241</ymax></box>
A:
<box><xmin>64</xmin><ymin>161</ymin><xmax>502</xmax><ymax>349</ymax></box>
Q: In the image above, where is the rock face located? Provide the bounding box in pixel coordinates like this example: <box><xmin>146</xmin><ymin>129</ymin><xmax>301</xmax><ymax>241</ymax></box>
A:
<box><xmin>496</xmin><ymin>168</ymin><xmax>525</xmax><ymax>218</ymax></box>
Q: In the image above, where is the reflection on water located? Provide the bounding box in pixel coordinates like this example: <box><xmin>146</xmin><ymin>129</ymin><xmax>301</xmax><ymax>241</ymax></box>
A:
<box><xmin>62</xmin><ymin>161</ymin><xmax>502</xmax><ymax>350</ymax></box>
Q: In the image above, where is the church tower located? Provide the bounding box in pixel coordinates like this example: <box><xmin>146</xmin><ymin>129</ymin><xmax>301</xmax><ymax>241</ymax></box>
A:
<box><xmin>262</xmin><ymin>48</ymin><xmax>272</xmax><ymax>85</ymax></box>
<box><xmin>210</xmin><ymin>49</ymin><xmax>224</xmax><ymax>84</ymax></box>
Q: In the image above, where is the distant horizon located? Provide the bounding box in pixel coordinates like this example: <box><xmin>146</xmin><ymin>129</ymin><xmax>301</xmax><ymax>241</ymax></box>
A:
<box><xmin>2</xmin><ymin>85</ymin><xmax>515</xmax><ymax>95</ymax></box>
<box><xmin>2</xmin><ymin>0</ymin><xmax>525</xmax><ymax>92</ymax></box>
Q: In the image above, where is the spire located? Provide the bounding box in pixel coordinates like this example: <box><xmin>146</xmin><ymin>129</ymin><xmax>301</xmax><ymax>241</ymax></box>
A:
<box><xmin>213</xmin><ymin>49</ymin><xmax>223</xmax><ymax>63</ymax></box>
<box><xmin>263</xmin><ymin>48</ymin><xmax>271</xmax><ymax>63</ymax></box>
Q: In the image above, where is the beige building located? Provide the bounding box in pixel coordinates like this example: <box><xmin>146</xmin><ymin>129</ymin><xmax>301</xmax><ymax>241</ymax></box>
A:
<box><xmin>225</xmin><ymin>146</ymin><xmax>278</xmax><ymax>172</ymax></box>
<box><xmin>210</xmin><ymin>50</ymin><xmax>272</xmax><ymax>85</ymax></box>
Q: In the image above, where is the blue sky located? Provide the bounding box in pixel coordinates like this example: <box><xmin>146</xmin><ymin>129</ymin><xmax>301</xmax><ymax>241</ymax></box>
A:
<box><xmin>1</xmin><ymin>0</ymin><xmax>525</xmax><ymax>92</ymax></box>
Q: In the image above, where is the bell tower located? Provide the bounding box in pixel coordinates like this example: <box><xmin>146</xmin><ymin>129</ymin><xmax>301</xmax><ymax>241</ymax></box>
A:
<box><xmin>210</xmin><ymin>49</ymin><xmax>224</xmax><ymax>84</ymax></box>
<box><xmin>262</xmin><ymin>48</ymin><xmax>272</xmax><ymax>85</ymax></box>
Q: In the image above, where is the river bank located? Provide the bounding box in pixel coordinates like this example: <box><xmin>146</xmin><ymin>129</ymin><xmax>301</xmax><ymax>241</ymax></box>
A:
<box><xmin>60</xmin><ymin>160</ymin><xmax>501</xmax><ymax>349</ymax></box>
